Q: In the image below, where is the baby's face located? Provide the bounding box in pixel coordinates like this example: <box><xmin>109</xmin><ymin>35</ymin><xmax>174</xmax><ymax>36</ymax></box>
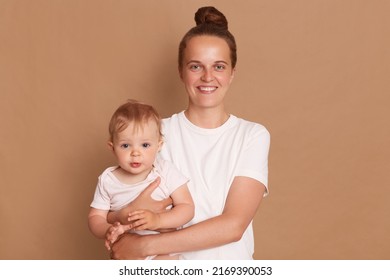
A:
<box><xmin>112</xmin><ymin>120</ymin><xmax>162</xmax><ymax>179</ymax></box>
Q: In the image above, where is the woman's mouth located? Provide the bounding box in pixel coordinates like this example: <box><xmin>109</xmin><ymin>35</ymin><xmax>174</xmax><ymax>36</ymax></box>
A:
<box><xmin>197</xmin><ymin>86</ymin><xmax>217</xmax><ymax>94</ymax></box>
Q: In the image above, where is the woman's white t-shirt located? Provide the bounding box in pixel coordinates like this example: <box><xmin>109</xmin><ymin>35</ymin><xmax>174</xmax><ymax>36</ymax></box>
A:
<box><xmin>159</xmin><ymin>111</ymin><xmax>270</xmax><ymax>259</ymax></box>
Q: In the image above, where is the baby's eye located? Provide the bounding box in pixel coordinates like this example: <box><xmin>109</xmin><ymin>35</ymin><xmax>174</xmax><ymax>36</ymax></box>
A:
<box><xmin>142</xmin><ymin>143</ymin><xmax>151</xmax><ymax>148</ymax></box>
<box><xmin>121</xmin><ymin>144</ymin><xmax>129</xmax><ymax>149</ymax></box>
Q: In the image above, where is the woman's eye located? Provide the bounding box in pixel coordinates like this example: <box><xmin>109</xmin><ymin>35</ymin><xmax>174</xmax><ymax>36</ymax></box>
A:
<box><xmin>215</xmin><ymin>64</ymin><xmax>225</xmax><ymax>71</ymax></box>
<box><xmin>190</xmin><ymin>65</ymin><xmax>201</xmax><ymax>71</ymax></box>
<box><xmin>142</xmin><ymin>143</ymin><xmax>151</xmax><ymax>148</ymax></box>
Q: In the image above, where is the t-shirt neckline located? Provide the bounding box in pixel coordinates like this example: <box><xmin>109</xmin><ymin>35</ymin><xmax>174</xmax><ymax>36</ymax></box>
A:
<box><xmin>179</xmin><ymin>111</ymin><xmax>237</xmax><ymax>135</ymax></box>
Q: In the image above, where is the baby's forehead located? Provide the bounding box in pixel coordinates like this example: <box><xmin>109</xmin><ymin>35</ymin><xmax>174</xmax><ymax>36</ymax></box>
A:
<box><xmin>128</xmin><ymin>118</ymin><xmax>159</xmax><ymax>131</ymax></box>
<box><xmin>118</xmin><ymin>120</ymin><xmax>160</xmax><ymax>137</ymax></box>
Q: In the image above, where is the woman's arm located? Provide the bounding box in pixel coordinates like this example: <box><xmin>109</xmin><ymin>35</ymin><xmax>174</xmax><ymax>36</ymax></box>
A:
<box><xmin>107</xmin><ymin>177</ymin><xmax>173</xmax><ymax>225</ymax></box>
<box><xmin>128</xmin><ymin>184</ymin><xmax>194</xmax><ymax>230</ymax></box>
<box><xmin>110</xmin><ymin>176</ymin><xmax>265</xmax><ymax>259</ymax></box>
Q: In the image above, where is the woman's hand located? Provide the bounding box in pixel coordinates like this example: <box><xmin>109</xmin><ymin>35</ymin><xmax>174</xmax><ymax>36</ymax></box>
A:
<box><xmin>130</xmin><ymin>177</ymin><xmax>173</xmax><ymax>213</ymax></box>
<box><xmin>107</xmin><ymin>177</ymin><xmax>173</xmax><ymax>225</ymax></box>
<box><xmin>110</xmin><ymin>232</ymin><xmax>147</xmax><ymax>260</ymax></box>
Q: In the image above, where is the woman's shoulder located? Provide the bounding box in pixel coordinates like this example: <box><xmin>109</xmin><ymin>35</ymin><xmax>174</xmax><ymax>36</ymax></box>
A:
<box><xmin>162</xmin><ymin>111</ymin><xmax>183</xmax><ymax>124</ymax></box>
<box><xmin>233</xmin><ymin>115</ymin><xmax>270</xmax><ymax>136</ymax></box>
<box><xmin>161</xmin><ymin>111</ymin><xmax>186</xmax><ymax>133</ymax></box>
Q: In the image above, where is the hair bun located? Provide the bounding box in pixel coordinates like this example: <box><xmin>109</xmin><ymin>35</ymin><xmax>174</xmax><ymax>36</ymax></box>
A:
<box><xmin>194</xmin><ymin>6</ymin><xmax>228</xmax><ymax>30</ymax></box>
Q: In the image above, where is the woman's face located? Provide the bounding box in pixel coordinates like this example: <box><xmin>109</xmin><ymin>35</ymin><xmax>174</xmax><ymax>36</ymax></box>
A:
<box><xmin>180</xmin><ymin>35</ymin><xmax>235</xmax><ymax>110</ymax></box>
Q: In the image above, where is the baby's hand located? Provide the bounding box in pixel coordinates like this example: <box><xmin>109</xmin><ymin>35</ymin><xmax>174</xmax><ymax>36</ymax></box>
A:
<box><xmin>105</xmin><ymin>222</ymin><xmax>131</xmax><ymax>250</ymax></box>
<box><xmin>128</xmin><ymin>209</ymin><xmax>161</xmax><ymax>231</ymax></box>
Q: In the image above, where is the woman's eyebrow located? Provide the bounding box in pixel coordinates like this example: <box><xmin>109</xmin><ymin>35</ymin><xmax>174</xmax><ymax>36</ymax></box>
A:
<box><xmin>215</xmin><ymin>60</ymin><xmax>228</xmax><ymax>65</ymax></box>
<box><xmin>186</xmin><ymin>60</ymin><xmax>201</xmax><ymax>65</ymax></box>
<box><xmin>186</xmin><ymin>60</ymin><xmax>228</xmax><ymax>65</ymax></box>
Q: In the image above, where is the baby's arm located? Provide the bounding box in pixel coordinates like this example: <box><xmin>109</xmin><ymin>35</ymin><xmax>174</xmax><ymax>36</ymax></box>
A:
<box><xmin>88</xmin><ymin>208</ymin><xmax>111</xmax><ymax>239</ymax></box>
<box><xmin>88</xmin><ymin>208</ymin><xmax>131</xmax><ymax>250</ymax></box>
<box><xmin>128</xmin><ymin>184</ymin><xmax>194</xmax><ymax>231</ymax></box>
<box><xmin>105</xmin><ymin>222</ymin><xmax>131</xmax><ymax>250</ymax></box>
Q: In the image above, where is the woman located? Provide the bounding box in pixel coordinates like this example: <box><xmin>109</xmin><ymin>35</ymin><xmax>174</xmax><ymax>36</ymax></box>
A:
<box><xmin>108</xmin><ymin>6</ymin><xmax>270</xmax><ymax>260</ymax></box>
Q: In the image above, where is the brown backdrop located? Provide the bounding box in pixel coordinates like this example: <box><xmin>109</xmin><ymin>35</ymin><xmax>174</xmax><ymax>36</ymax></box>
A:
<box><xmin>1</xmin><ymin>0</ymin><xmax>389</xmax><ymax>259</ymax></box>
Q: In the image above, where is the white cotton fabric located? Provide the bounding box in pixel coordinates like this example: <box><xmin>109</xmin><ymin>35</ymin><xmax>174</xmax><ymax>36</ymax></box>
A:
<box><xmin>159</xmin><ymin>111</ymin><xmax>270</xmax><ymax>259</ymax></box>
<box><xmin>90</xmin><ymin>158</ymin><xmax>188</xmax><ymax>211</ymax></box>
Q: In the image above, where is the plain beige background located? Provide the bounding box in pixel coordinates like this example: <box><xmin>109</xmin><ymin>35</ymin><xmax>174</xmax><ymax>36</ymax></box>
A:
<box><xmin>1</xmin><ymin>0</ymin><xmax>389</xmax><ymax>259</ymax></box>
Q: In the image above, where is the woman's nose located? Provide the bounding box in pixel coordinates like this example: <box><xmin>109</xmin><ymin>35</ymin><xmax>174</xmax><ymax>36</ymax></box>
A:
<box><xmin>201</xmin><ymin>69</ymin><xmax>214</xmax><ymax>82</ymax></box>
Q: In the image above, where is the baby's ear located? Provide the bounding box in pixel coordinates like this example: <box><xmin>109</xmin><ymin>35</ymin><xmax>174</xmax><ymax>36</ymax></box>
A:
<box><xmin>158</xmin><ymin>139</ymin><xmax>164</xmax><ymax>151</ymax></box>
<box><xmin>107</xmin><ymin>141</ymin><xmax>114</xmax><ymax>151</ymax></box>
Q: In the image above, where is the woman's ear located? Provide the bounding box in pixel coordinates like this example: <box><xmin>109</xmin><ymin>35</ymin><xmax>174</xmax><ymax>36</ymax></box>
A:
<box><xmin>229</xmin><ymin>67</ymin><xmax>236</xmax><ymax>84</ymax></box>
<box><xmin>179</xmin><ymin>65</ymin><xmax>184</xmax><ymax>81</ymax></box>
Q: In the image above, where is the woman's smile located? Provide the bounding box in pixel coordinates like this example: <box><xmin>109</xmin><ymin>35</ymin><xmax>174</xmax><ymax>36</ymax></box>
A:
<box><xmin>197</xmin><ymin>86</ymin><xmax>218</xmax><ymax>94</ymax></box>
<box><xmin>180</xmin><ymin>35</ymin><xmax>235</xmax><ymax>110</ymax></box>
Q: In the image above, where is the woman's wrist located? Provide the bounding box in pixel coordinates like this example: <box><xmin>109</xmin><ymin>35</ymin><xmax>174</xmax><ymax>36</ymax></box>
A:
<box><xmin>141</xmin><ymin>233</ymin><xmax>162</xmax><ymax>257</ymax></box>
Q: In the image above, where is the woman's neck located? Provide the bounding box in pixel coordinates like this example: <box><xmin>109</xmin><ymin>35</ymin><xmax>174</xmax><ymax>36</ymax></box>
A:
<box><xmin>184</xmin><ymin>106</ymin><xmax>229</xmax><ymax>129</ymax></box>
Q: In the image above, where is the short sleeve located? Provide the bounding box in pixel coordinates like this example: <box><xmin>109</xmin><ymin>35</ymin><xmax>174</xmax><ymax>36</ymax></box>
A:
<box><xmin>235</xmin><ymin>125</ymin><xmax>270</xmax><ymax>195</ymax></box>
<box><xmin>90</xmin><ymin>173</ymin><xmax>111</xmax><ymax>210</ymax></box>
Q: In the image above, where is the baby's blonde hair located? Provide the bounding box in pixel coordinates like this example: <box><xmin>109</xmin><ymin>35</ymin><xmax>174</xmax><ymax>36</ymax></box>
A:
<box><xmin>108</xmin><ymin>100</ymin><xmax>162</xmax><ymax>142</ymax></box>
